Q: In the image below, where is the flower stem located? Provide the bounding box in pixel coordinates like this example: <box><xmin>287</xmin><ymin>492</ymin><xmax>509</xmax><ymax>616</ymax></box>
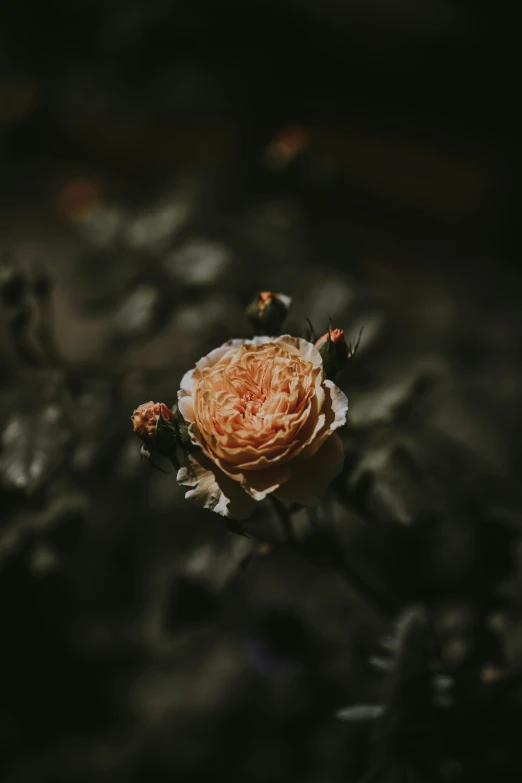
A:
<box><xmin>269</xmin><ymin>496</ymin><xmax>296</xmax><ymax>543</ymax></box>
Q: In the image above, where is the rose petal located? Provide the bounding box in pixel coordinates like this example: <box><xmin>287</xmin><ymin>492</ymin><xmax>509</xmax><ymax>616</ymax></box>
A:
<box><xmin>194</xmin><ymin>341</ymin><xmax>239</xmax><ymax>373</ymax></box>
<box><xmin>298</xmin><ymin>381</ymin><xmax>348</xmax><ymax>460</ymax></box>
<box><xmin>277</xmin><ymin>335</ymin><xmax>323</xmax><ymax>368</ymax></box>
<box><xmin>324</xmin><ymin>379</ymin><xmax>349</xmax><ymax>432</ymax></box>
<box><xmin>179</xmin><ymin>366</ymin><xmax>196</xmax><ymax>396</ymax></box>
<box><xmin>274</xmin><ymin>433</ymin><xmax>345</xmax><ymax>505</ymax></box>
<box><xmin>178</xmin><ymin>394</ymin><xmax>195</xmax><ymax>423</ymax></box>
<box><xmin>178</xmin><ymin>367</ymin><xmax>197</xmax><ymax>423</ymax></box>
<box><xmin>225</xmin><ymin>462</ymin><xmax>292</xmax><ymax>501</ymax></box>
<box><xmin>177</xmin><ymin>451</ymin><xmax>256</xmax><ymax>520</ymax></box>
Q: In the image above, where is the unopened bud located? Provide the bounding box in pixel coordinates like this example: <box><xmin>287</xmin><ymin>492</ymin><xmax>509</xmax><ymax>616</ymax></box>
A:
<box><xmin>246</xmin><ymin>291</ymin><xmax>292</xmax><ymax>335</ymax></box>
<box><xmin>131</xmin><ymin>401</ymin><xmax>176</xmax><ymax>447</ymax></box>
<box><xmin>315</xmin><ymin>329</ymin><xmax>350</xmax><ymax>378</ymax></box>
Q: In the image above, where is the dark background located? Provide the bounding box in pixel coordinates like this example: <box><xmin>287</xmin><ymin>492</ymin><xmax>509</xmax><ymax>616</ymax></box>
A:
<box><xmin>1</xmin><ymin>2</ymin><xmax>521</xmax><ymax>781</ymax></box>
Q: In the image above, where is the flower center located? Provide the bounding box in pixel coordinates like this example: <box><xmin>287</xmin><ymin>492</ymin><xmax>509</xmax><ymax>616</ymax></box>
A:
<box><xmin>236</xmin><ymin>387</ymin><xmax>266</xmax><ymax>417</ymax></box>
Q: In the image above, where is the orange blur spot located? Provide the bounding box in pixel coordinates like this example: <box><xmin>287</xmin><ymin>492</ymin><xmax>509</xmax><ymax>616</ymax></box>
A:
<box><xmin>57</xmin><ymin>179</ymin><xmax>103</xmax><ymax>220</ymax></box>
<box><xmin>266</xmin><ymin>126</ymin><xmax>309</xmax><ymax>169</ymax></box>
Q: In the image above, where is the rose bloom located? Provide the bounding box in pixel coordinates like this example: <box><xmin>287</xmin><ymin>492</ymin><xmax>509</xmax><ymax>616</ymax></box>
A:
<box><xmin>177</xmin><ymin>335</ymin><xmax>348</xmax><ymax>519</ymax></box>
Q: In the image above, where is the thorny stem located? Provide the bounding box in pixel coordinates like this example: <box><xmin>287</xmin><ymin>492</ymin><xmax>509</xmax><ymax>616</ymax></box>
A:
<box><xmin>267</xmin><ymin>495</ymin><xmax>397</xmax><ymax>620</ymax></box>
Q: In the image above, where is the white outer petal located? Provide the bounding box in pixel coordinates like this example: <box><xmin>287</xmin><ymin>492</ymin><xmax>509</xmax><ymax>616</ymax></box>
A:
<box><xmin>324</xmin><ymin>379</ymin><xmax>349</xmax><ymax>432</ymax></box>
<box><xmin>277</xmin><ymin>335</ymin><xmax>323</xmax><ymax>367</ymax></box>
<box><xmin>178</xmin><ymin>367</ymin><xmax>197</xmax><ymax>423</ymax></box>
<box><xmin>276</xmin><ymin>293</ymin><xmax>293</xmax><ymax>310</ymax></box>
<box><xmin>194</xmin><ymin>341</ymin><xmax>240</xmax><ymax>373</ymax></box>
<box><xmin>177</xmin><ymin>452</ymin><xmax>256</xmax><ymax>520</ymax></box>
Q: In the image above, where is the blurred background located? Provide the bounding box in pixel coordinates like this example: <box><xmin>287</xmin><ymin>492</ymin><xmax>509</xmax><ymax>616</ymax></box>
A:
<box><xmin>1</xmin><ymin>1</ymin><xmax>521</xmax><ymax>781</ymax></box>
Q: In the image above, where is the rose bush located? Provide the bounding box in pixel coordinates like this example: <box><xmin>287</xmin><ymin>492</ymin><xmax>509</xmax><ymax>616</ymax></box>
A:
<box><xmin>177</xmin><ymin>335</ymin><xmax>348</xmax><ymax>518</ymax></box>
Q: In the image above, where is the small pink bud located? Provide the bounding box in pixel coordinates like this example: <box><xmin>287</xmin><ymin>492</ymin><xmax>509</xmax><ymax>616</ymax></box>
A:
<box><xmin>314</xmin><ymin>329</ymin><xmax>350</xmax><ymax>378</ymax></box>
<box><xmin>131</xmin><ymin>401</ymin><xmax>175</xmax><ymax>446</ymax></box>
<box><xmin>315</xmin><ymin>328</ymin><xmax>346</xmax><ymax>350</ymax></box>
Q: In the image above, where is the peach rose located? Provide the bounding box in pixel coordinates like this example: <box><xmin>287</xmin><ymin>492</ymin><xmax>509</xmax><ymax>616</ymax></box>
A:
<box><xmin>177</xmin><ymin>335</ymin><xmax>348</xmax><ymax>519</ymax></box>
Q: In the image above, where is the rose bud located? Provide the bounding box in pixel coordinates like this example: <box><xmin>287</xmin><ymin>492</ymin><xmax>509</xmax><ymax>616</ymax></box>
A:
<box><xmin>315</xmin><ymin>328</ymin><xmax>350</xmax><ymax>378</ymax></box>
<box><xmin>246</xmin><ymin>291</ymin><xmax>292</xmax><ymax>336</ymax></box>
<box><xmin>131</xmin><ymin>401</ymin><xmax>176</xmax><ymax>448</ymax></box>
